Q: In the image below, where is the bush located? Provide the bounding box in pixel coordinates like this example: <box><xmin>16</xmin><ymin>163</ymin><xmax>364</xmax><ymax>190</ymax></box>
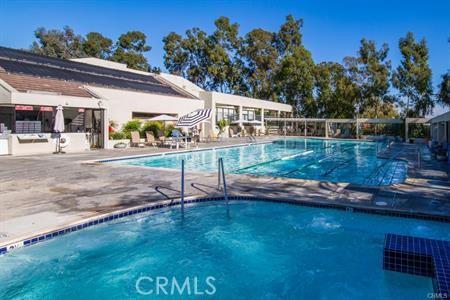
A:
<box><xmin>141</xmin><ymin>121</ymin><xmax>163</xmax><ymax>138</ymax></box>
<box><xmin>164</xmin><ymin>124</ymin><xmax>175</xmax><ymax>137</ymax></box>
<box><xmin>217</xmin><ymin>119</ymin><xmax>229</xmax><ymax>132</ymax></box>
<box><xmin>110</xmin><ymin>131</ymin><xmax>126</xmax><ymax>140</ymax></box>
<box><xmin>122</xmin><ymin>119</ymin><xmax>142</xmax><ymax>139</ymax></box>
<box><xmin>410</xmin><ymin>124</ymin><xmax>430</xmax><ymax>139</ymax></box>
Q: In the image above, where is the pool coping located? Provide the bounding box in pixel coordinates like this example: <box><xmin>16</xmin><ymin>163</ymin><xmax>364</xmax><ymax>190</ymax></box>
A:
<box><xmin>1</xmin><ymin>195</ymin><xmax>449</xmax><ymax>256</ymax></box>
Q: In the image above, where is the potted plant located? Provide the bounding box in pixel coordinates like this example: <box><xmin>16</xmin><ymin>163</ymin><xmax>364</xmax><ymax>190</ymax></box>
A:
<box><xmin>107</xmin><ymin>131</ymin><xmax>130</xmax><ymax>149</ymax></box>
<box><xmin>217</xmin><ymin>119</ymin><xmax>229</xmax><ymax>138</ymax></box>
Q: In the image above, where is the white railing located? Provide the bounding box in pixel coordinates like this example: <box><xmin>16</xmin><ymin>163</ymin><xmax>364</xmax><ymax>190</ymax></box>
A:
<box><xmin>180</xmin><ymin>157</ymin><xmax>229</xmax><ymax>216</ymax></box>
<box><xmin>218</xmin><ymin>158</ymin><xmax>229</xmax><ymax>212</ymax></box>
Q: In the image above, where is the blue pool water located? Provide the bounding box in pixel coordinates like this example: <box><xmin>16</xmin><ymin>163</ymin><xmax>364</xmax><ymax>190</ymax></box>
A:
<box><xmin>113</xmin><ymin>138</ymin><xmax>407</xmax><ymax>186</ymax></box>
<box><xmin>1</xmin><ymin>201</ymin><xmax>449</xmax><ymax>299</ymax></box>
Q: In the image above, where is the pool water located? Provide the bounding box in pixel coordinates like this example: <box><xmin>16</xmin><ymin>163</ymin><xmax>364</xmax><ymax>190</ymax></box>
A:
<box><xmin>113</xmin><ymin>138</ymin><xmax>407</xmax><ymax>186</ymax></box>
<box><xmin>1</xmin><ymin>201</ymin><xmax>448</xmax><ymax>299</ymax></box>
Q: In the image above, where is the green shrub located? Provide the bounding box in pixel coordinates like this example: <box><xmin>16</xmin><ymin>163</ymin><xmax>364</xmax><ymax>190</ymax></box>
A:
<box><xmin>410</xmin><ymin>124</ymin><xmax>429</xmax><ymax>139</ymax></box>
<box><xmin>110</xmin><ymin>131</ymin><xmax>126</xmax><ymax>140</ymax></box>
<box><xmin>141</xmin><ymin>121</ymin><xmax>163</xmax><ymax>138</ymax></box>
<box><xmin>217</xmin><ymin>119</ymin><xmax>229</xmax><ymax>132</ymax></box>
<box><xmin>122</xmin><ymin>119</ymin><xmax>142</xmax><ymax>139</ymax></box>
<box><xmin>164</xmin><ymin>124</ymin><xmax>175</xmax><ymax>137</ymax></box>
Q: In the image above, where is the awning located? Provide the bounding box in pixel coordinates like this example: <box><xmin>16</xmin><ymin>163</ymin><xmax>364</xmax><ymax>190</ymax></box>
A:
<box><xmin>177</xmin><ymin>109</ymin><xmax>212</xmax><ymax>128</ymax></box>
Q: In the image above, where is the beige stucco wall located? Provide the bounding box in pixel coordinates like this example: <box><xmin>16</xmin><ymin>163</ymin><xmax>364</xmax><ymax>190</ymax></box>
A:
<box><xmin>8</xmin><ymin>133</ymin><xmax>90</xmax><ymax>155</ymax></box>
<box><xmin>85</xmin><ymin>86</ymin><xmax>204</xmax><ymax>129</ymax></box>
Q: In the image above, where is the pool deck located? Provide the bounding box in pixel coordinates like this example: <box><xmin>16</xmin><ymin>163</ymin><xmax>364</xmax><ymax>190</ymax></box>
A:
<box><xmin>0</xmin><ymin>137</ymin><xmax>449</xmax><ymax>248</ymax></box>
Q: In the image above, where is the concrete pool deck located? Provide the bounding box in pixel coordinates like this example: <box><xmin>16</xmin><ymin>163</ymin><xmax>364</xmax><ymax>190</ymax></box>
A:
<box><xmin>0</xmin><ymin>137</ymin><xmax>449</xmax><ymax>248</ymax></box>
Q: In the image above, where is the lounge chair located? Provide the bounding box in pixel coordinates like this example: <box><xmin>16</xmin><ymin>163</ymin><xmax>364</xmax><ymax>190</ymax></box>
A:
<box><xmin>145</xmin><ymin>132</ymin><xmax>158</xmax><ymax>147</ymax></box>
<box><xmin>131</xmin><ymin>131</ymin><xmax>145</xmax><ymax>148</ymax></box>
<box><xmin>191</xmin><ymin>135</ymin><xmax>200</xmax><ymax>148</ymax></box>
<box><xmin>229</xmin><ymin>128</ymin><xmax>240</xmax><ymax>138</ymax></box>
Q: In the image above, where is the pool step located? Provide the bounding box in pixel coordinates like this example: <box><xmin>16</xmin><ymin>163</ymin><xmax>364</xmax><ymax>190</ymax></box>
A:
<box><xmin>383</xmin><ymin>234</ymin><xmax>450</xmax><ymax>297</ymax></box>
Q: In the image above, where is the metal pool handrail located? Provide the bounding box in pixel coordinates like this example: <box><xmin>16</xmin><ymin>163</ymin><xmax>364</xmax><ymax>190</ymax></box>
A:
<box><xmin>181</xmin><ymin>159</ymin><xmax>185</xmax><ymax>216</ymax></box>
<box><xmin>218</xmin><ymin>158</ymin><xmax>230</xmax><ymax>213</ymax></box>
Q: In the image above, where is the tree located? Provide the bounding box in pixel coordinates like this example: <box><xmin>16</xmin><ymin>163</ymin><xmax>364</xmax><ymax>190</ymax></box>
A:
<box><xmin>344</xmin><ymin>39</ymin><xmax>392</xmax><ymax>118</ymax></box>
<box><xmin>275</xmin><ymin>14</ymin><xmax>303</xmax><ymax>56</ymax></box>
<box><xmin>207</xmin><ymin>17</ymin><xmax>244</xmax><ymax>93</ymax></box>
<box><xmin>274</xmin><ymin>46</ymin><xmax>316</xmax><ymax>116</ymax></box>
<box><xmin>392</xmin><ymin>32</ymin><xmax>434</xmax><ymax>117</ymax></box>
<box><xmin>31</xmin><ymin>26</ymin><xmax>85</xmax><ymax>59</ymax></box>
<box><xmin>437</xmin><ymin>73</ymin><xmax>450</xmax><ymax>107</ymax></box>
<box><xmin>314</xmin><ymin>62</ymin><xmax>359</xmax><ymax>118</ymax></box>
<box><xmin>111</xmin><ymin>31</ymin><xmax>151</xmax><ymax>71</ymax></box>
<box><xmin>82</xmin><ymin>32</ymin><xmax>113</xmax><ymax>59</ymax></box>
<box><xmin>163</xmin><ymin>28</ymin><xmax>209</xmax><ymax>88</ymax></box>
<box><xmin>163</xmin><ymin>32</ymin><xmax>188</xmax><ymax>76</ymax></box>
<box><xmin>163</xmin><ymin>17</ymin><xmax>246</xmax><ymax>94</ymax></box>
<box><xmin>240</xmin><ymin>28</ymin><xmax>279</xmax><ymax>100</ymax></box>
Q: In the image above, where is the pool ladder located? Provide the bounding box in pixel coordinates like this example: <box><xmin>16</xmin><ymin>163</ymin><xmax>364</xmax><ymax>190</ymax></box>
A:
<box><xmin>180</xmin><ymin>158</ymin><xmax>229</xmax><ymax>216</ymax></box>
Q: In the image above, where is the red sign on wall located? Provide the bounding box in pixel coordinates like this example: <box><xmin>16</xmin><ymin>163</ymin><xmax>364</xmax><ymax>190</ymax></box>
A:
<box><xmin>40</xmin><ymin>106</ymin><xmax>53</xmax><ymax>112</ymax></box>
<box><xmin>15</xmin><ymin>105</ymin><xmax>33</xmax><ymax>111</ymax></box>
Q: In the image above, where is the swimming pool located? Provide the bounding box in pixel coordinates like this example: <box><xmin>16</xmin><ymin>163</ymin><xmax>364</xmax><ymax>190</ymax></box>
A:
<box><xmin>1</xmin><ymin>201</ymin><xmax>448</xmax><ymax>299</ymax></box>
<box><xmin>112</xmin><ymin>138</ymin><xmax>407</xmax><ymax>186</ymax></box>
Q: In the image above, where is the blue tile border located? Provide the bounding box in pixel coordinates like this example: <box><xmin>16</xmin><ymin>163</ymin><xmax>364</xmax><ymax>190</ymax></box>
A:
<box><xmin>384</xmin><ymin>234</ymin><xmax>449</xmax><ymax>297</ymax></box>
<box><xmin>1</xmin><ymin>196</ymin><xmax>449</xmax><ymax>257</ymax></box>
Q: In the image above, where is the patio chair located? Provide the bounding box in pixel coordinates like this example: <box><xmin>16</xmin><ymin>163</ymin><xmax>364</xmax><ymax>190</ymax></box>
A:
<box><xmin>131</xmin><ymin>131</ymin><xmax>145</xmax><ymax>148</ymax></box>
<box><xmin>229</xmin><ymin>128</ymin><xmax>240</xmax><ymax>138</ymax></box>
<box><xmin>145</xmin><ymin>131</ymin><xmax>158</xmax><ymax>147</ymax></box>
<box><xmin>191</xmin><ymin>135</ymin><xmax>200</xmax><ymax>148</ymax></box>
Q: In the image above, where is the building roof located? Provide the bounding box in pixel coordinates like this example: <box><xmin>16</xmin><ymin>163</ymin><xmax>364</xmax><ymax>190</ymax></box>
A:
<box><xmin>428</xmin><ymin>111</ymin><xmax>450</xmax><ymax>123</ymax></box>
<box><xmin>0</xmin><ymin>71</ymin><xmax>95</xmax><ymax>98</ymax></box>
<box><xmin>0</xmin><ymin>47</ymin><xmax>194</xmax><ymax>99</ymax></box>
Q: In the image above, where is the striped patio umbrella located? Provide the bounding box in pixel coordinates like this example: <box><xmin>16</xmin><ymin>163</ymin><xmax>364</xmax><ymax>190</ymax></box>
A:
<box><xmin>177</xmin><ymin>109</ymin><xmax>212</xmax><ymax>128</ymax></box>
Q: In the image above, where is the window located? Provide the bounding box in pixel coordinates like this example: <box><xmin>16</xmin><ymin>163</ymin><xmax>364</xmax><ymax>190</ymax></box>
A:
<box><xmin>0</xmin><ymin>106</ymin><xmax>14</xmax><ymax>133</ymax></box>
<box><xmin>216</xmin><ymin>107</ymin><xmax>236</xmax><ymax>122</ymax></box>
<box><xmin>4</xmin><ymin>105</ymin><xmax>91</xmax><ymax>134</ymax></box>
<box><xmin>243</xmin><ymin>110</ymin><xmax>255</xmax><ymax>121</ymax></box>
<box><xmin>15</xmin><ymin>106</ymin><xmax>53</xmax><ymax>133</ymax></box>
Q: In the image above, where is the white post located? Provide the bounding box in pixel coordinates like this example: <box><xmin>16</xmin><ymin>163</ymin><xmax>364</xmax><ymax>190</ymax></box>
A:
<box><xmin>356</xmin><ymin>119</ymin><xmax>359</xmax><ymax>139</ymax></box>
<box><xmin>101</xmin><ymin>108</ymin><xmax>109</xmax><ymax>149</ymax></box>
<box><xmin>261</xmin><ymin>108</ymin><xmax>265</xmax><ymax>134</ymax></box>
<box><xmin>325</xmin><ymin>120</ymin><xmax>328</xmax><ymax>138</ymax></box>
<box><xmin>405</xmin><ymin>119</ymin><xmax>409</xmax><ymax>142</ymax></box>
<box><xmin>238</xmin><ymin>106</ymin><xmax>243</xmax><ymax>128</ymax></box>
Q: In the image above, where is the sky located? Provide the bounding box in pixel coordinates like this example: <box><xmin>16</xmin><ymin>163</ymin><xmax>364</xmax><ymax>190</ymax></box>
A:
<box><xmin>0</xmin><ymin>0</ymin><xmax>449</xmax><ymax>115</ymax></box>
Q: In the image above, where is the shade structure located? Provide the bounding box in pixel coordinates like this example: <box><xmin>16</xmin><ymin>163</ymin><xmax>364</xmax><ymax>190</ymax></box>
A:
<box><xmin>148</xmin><ymin>114</ymin><xmax>178</xmax><ymax>122</ymax></box>
<box><xmin>53</xmin><ymin>105</ymin><xmax>65</xmax><ymax>133</ymax></box>
<box><xmin>246</xmin><ymin>120</ymin><xmax>262</xmax><ymax>125</ymax></box>
<box><xmin>231</xmin><ymin>119</ymin><xmax>261</xmax><ymax>125</ymax></box>
<box><xmin>177</xmin><ymin>109</ymin><xmax>212</xmax><ymax>128</ymax></box>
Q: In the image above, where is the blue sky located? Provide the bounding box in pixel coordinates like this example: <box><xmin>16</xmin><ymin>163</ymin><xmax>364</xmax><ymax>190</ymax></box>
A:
<box><xmin>0</xmin><ymin>0</ymin><xmax>449</xmax><ymax>114</ymax></box>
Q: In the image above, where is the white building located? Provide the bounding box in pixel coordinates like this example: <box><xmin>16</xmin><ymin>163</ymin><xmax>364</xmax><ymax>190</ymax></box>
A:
<box><xmin>158</xmin><ymin>73</ymin><xmax>292</xmax><ymax>137</ymax></box>
<box><xmin>0</xmin><ymin>47</ymin><xmax>291</xmax><ymax>155</ymax></box>
<box><xmin>429</xmin><ymin>110</ymin><xmax>450</xmax><ymax>146</ymax></box>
